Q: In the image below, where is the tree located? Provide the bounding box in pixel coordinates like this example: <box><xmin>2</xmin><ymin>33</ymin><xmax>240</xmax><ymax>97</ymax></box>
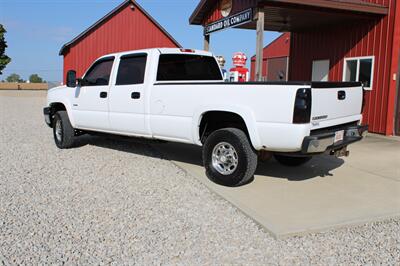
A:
<box><xmin>29</xmin><ymin>74</ymin><xmax>44</xmax><ymax>83</ymax></box>
<box><xmin>0</xmin><ymin>24</ymin><xmax>11</xmax><ymax>75</ymax></box>
<box><xmin>6</xmin><ymin>73</ymin><xmax>23</xmax><ymax>83</ymax></box>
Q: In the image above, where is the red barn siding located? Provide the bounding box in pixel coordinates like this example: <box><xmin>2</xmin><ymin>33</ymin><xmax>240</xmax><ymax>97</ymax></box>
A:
<box><xmin>63</xmin><ymin>3</ymin><xmax>179</xmax><ymax>82</ymax></box>
<box><xmin>289</xmin><ymin>0</ymin><xmax>397</xmax><ymax>134</ymax></box>
<box><xmin>250</xmin><ymin>33</ymin><xmax>291</xmax><ymax>80</ymax></box>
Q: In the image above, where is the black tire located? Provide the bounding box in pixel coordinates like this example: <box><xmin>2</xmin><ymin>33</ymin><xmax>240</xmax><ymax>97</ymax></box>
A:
<box><xmin>203</xmin><ymin>128</ymin><xmax>258</xmax><ymax>187</ymax></box>
<box><xmin>273</xmin><ymin>154</ymin><xmax>312</xmax><ymax>167</ymax></box>
<box><xmin>52</xmin><ymin>111</ymin><xmax>76</xmax><ymax>149</ymax></box>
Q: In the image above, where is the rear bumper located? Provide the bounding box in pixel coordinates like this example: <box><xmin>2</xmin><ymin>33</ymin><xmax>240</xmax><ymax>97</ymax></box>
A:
<box><xmin>301</xmin><ymin>125</ymin><xmax>368</xmax><ymax>154</ymax></box>
<box><xmin>43</xmin><ymin>107</ymin><xmax>52</xmax><ymax>127</ymax></box>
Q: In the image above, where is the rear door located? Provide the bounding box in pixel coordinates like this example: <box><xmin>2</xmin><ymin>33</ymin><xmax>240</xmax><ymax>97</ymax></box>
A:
<box><xmin>310</xmin><ymin>82</ymin><xmax>363</xmax><ymax>128</ymax></box>
<box><xmin>72</xmin><ymin>57</ymin><xmax>114</xmax><ymax>131</ymax></box>
<box><xmin>151</xmin><ymin>52</ymin><xmax>223</xmax><ymax>141</ymax></box>
<box><xmin>108</xmin><ymin>53</ymin><xmax>149</xmax><ymax>135</ymax></box>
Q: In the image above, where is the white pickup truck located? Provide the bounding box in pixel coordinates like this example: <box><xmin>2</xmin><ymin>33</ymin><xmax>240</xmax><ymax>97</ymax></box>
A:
<box><xmin>44</xmin><ymin>48</ymin><xmax>367</xmax><ymax>186</ymax></box>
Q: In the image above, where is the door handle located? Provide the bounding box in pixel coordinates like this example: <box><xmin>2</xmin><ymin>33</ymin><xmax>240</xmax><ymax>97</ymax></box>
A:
<box><xmin>338</xmin><ymin>90</ymin><xmax>346</xmax><ymax>100</ymax></box>
<box><xmin>131</xmin><ymin>92</ymin><xmax>141</xmax><ymax>99</ymax></box>
<box><xmin>100</xmin><ymin>91</ymin><xmax>108</xmax><ymax>98</ymax></box>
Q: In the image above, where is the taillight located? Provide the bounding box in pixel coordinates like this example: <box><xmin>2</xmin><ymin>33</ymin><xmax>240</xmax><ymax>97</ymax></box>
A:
<box><xmin>293</xmin><ymin>88</ymin><xmax>312</xmax><ymax>124</ymax></box>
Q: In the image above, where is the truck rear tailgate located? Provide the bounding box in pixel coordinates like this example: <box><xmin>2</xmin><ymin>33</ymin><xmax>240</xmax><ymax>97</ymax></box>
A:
<box><xmin>310</xmin><ymin>82</ymin><xmax>363</xmax><ymax>129</ymax></box>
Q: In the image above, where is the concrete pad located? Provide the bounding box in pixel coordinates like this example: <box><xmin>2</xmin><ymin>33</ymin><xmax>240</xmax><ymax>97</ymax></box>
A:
<box><xmin>153</xmin><ymin>135</ymin><xmax>400</xmax><ymax>238</ymax></box>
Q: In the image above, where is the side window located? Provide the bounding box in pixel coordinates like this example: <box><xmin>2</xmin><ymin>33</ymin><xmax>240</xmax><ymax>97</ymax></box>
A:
<box><xmin>343</xmin><ymin>56</ymin><xmax>374</xmax><ymax>90</ymax></box>
<box><xmin>83</xmin><ymin>57</ymin><xmax>114</xmax><ymax>86</ymax></box>
<box><xmin>116</xmin><ymin>54</ymin><xmax>147</xmax><ymax>85</ymax></box>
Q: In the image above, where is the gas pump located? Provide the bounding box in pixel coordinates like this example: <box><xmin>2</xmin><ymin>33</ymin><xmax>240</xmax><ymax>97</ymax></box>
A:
<box><xmin>229</xmin><ymin>52</ymin><xmax>249</xmax><ymax>82</ymax></box>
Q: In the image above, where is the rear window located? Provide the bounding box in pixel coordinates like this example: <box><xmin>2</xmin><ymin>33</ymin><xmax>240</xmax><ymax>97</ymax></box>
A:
<box><xmin>157</xmin><ymin>54</ymin><xmax>222</xmax><ymax>81</ymax></box>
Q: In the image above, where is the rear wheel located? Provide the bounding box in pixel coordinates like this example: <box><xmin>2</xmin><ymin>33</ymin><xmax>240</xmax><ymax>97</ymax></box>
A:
<box><xmin>273</xmin><ymin>154</ymin><xmax>312</xmax><ymax>167</ymax></box>
<box><xmin>203</xmin><ymin>128</ymin><xmax>258</xmax><ymax>187</ymax></box>
<box><xmin>52</xmin><ymin>111</ymin><xmax>76</xmax><ymax>149</ymax></box>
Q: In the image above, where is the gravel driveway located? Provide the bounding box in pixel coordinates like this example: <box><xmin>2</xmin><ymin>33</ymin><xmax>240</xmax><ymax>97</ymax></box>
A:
<box><xmin>0</xmin><ymin>91</ymin><xmax>399</xmax><ymax>265</ymax></box>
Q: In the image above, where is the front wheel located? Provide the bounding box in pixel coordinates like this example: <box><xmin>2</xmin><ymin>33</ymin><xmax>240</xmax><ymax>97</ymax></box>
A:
<box><xmin>203</xmin><ymin>128</ymin><xmax>258</xmax><ymax>187</ymax></box>
<box><xmin>52</xmin><ymin>111</ymin><xmax>76</xmax><ymax>149</ymax></box>
<box><xmin>273</xmin><ymin>154</ymin><xmax>312</xmax><ymax>167</ymax></box>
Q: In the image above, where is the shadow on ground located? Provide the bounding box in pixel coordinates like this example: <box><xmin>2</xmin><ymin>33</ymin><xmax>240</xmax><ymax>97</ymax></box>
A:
<box><xmin>73</xmin><ymin>134</ymin><xmax>344</xmax><ymax>183</ymax></box>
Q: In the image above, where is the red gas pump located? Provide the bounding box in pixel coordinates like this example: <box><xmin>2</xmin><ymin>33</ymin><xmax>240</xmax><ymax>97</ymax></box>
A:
<box><xmin>229</xmin><ymin>52</ymin><xmax>249</xmax><ymax>82</ymax></box>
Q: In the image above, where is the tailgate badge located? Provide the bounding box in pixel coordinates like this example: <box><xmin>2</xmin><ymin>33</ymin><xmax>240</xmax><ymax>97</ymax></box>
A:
<box><xmin>312</xmin><ymin>115</ymin><xmax>328</xmax><ymax>121</ymax></box>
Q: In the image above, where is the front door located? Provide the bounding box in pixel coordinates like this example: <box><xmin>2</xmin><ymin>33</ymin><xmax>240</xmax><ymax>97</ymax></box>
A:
<box><xmin>72</xmin><ymin>57</ymin><xmax>115</xmax><ymax>131</ymax></box>
<box><xmin>109</xmin><ymin>53</ymin><xmax>148</xmax><ymax>135</ymax></box>
<box><xmin>312</xmin><ymin>59</ymin><xmax>330</xmax><ymax>81</ymax></box>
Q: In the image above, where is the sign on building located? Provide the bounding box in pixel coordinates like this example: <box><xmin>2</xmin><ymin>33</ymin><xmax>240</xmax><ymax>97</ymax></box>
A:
<box><xmin>204</xmin><ymin>9</ymin><xmax>253</xmax><ymax>35</ymax></box>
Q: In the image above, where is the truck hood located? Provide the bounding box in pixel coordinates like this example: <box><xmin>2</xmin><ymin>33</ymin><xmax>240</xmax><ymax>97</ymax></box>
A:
<box><xmin>48</xmin><ymin>85</ymin><xmax>68</xmax><ymax>93</ymax></box>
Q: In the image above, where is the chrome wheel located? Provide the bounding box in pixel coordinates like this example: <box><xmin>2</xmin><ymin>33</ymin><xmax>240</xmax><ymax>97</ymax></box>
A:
<box><xmin>211</xmin><ymin>142</ymin><xmax>239</xmax><ymax>175</ymax></box>
<box><xmin>55</xmin><ymin>119</ymin><xmax>62</xmax><ymax>142</ymax></box>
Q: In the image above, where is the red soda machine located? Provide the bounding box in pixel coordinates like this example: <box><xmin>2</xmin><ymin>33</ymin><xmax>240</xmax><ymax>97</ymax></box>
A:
<box><xmin>229</xmin><ymin>52</ymin><xmax>249</xmax><ymax>82</ymax></box>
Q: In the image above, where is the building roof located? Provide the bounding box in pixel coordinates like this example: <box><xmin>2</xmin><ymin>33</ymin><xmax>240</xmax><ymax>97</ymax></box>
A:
<box><xmin>59</xmin><ymin>0</ymin><xmax>181</xmax><ymax>55</ymax></box>
<box><xmin>189</xmin><ymin>0</ymin><xmax>388</xmax><ymax>27</ymax></box>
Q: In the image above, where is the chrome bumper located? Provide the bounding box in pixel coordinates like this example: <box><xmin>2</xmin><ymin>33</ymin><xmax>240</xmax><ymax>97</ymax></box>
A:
<box><xmin>301</xmin><ymin>125</ymin><xmax>368</xmax><ymax>154</ymax></box>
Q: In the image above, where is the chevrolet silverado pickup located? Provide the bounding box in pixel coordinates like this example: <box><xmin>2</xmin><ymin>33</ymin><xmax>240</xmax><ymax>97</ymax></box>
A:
<box><xmin>44</xmin><ymin>48</ymin><xmax>368</xmax><ymax>186</ymax></box>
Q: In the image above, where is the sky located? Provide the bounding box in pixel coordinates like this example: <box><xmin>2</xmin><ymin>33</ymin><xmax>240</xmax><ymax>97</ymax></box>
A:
<box><xmin>0</xmin><ymin>0</ymin><xmax>281</xmax><ymax>82</ymax></box>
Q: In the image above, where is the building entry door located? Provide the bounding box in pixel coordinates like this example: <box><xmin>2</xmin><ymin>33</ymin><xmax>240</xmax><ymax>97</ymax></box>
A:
<box><xmin>312</xmin><ymin>59</ymin><xmax>330</xmax><ymax>81</ymax></box>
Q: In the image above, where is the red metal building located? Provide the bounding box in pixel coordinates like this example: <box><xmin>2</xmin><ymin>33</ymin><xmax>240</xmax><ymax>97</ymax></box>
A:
<box><xmin>190</xmin><ymin>0</ymin><xmax>400</xmax><ymax>136</ymax></box>
<box><xmin>250</xmin><ymin>33</ymin><xmax>291</xmax><ymax>81</ymax></box>
<box><xmin>60</xmin><ymin>0</ymin><xmax>180</xmax><ymax>83</ymax></box>
<box><xmin>289</xmin><ymin>0</ymin><xmax>399</xmax><ymax>136</ymax></box>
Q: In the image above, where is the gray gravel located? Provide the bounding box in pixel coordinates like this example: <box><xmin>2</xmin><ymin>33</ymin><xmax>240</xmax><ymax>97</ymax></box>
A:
<box><xmin>0</xmin><ymin>91</ymin><xmax>399</xmax><ymax>265</ymax></box>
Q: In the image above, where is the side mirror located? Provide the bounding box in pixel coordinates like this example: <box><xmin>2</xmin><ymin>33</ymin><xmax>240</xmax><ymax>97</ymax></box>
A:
<box><xmin>66</xmin><ymin>70</ymin><xmax>77</xmax><ymax>88</ymax></box>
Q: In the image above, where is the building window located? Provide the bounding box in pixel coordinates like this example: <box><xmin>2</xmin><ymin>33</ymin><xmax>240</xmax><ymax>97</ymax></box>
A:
<box><xmin>343</xmin><ymin>56</ymin><xmax>374</xmax><ymax>90</ymax></box>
